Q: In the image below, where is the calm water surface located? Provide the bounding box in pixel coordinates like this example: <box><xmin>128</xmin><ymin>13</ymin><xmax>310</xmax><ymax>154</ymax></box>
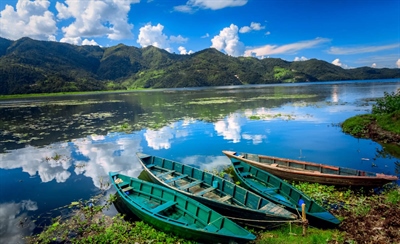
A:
<box><xmin>1</xmin><ymin>79</ymin><xmax>400</xmax><ymax>243</ymax></box>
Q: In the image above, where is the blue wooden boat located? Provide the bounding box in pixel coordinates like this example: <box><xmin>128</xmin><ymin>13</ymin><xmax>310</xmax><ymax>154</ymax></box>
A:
<box><xmin>136</xmin><ymin>153</ymin><xmax>298</xmax><ymax>229</ymax></box>
<box><xmin>109</xmin><ymin>172</ymin><xmax>256</xmax><ymax>243</ymax></box>
<box><xmin>225</xmin><ymin>154</ymin><xmax>341</xmax><ymax>228</ymax></box>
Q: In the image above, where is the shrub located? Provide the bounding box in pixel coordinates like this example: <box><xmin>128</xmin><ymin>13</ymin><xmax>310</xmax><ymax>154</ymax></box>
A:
<box><xmin>372</xmin><ymin>89</ymin><xmax>400</xmax><ymax>114</ymax></box>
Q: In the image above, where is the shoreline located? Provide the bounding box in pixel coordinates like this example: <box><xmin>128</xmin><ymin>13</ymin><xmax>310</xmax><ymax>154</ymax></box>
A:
<box><xmin>1</xmin><ymin>78</ymin><xmax>399</xmax><ymax>101</ymax></box>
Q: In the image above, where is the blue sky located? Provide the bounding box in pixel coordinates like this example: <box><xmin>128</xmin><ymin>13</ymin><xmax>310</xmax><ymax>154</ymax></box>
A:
<box><xmin>0</xmin><ymin>0</ymin><xmax>399</xmax><ymax>69</ymax></box>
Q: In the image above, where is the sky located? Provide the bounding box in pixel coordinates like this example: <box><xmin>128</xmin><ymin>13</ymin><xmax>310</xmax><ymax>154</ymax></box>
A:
<box><xmin>0</xmin><ymin>0</ymin><xmax>399</xmax><ymax>69</ymax></box>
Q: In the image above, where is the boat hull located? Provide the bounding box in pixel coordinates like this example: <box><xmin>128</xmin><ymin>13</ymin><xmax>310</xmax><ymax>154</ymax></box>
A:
<box><xmin>223</xmin><ymin>151</ymin><xmax>398</xmax><ymax>187</ymax></box>
<box><xmin>136</xmin><ymin>153</ymin><xmax>298</xmax><ymax>229</ymax></box>
<box><xmin>227</xmin><ymin>156</ymin><xmax>340</xmax><ymax>228</ymax></box>
<box><xmin>109</xmin><ymin>172</ymin><xmax>256</xmax><ymax>243</ymax></box>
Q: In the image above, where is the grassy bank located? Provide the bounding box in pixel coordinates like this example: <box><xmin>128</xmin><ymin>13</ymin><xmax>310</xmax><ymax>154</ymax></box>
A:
<box><xmin>341</xmin><ymin>90</ymin><xmax>400</xmax><ymax>144</ymax></box>
<box><xmin>0</xmin><ymin>89</ymin><xmax>149</xmax><ymax>100</ymax></box>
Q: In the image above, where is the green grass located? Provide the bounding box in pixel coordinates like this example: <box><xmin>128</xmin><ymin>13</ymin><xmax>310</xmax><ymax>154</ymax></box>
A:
<box><xmin>341</xmin><ymin>114</ymin><xmax>376</xmax><ymax>137</ymax></box>
<box><xmin>342</xmin><ymin>89</ymin><xmax>399</xmax><ymax>139</ymax></box>
<box><xmin>124</xmin><ymin>69</ymin><xmax>166</xmax><ymax>89</ymax></box>
<box><xmin>254</xmin><ymin>223</ymin><xmax>344</xmax><ymax>244</ymax></box>
<box><xmin>376</xmin><ymin>110</ymin><xmax>400</xmax><ymax>134</ymax></box>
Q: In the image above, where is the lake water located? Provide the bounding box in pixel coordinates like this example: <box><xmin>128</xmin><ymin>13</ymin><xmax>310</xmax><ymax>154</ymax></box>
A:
<box><xmin>1</xmin><ymin>79</ymin><xmax>400</xmax><ymax>243</ymax></box>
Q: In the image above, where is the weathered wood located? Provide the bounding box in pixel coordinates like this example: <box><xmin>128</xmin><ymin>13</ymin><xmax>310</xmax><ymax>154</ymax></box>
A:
<box><xmin>223</xmin><ymin>150</ymin><xmax>398</xmax><ymax>187</ymax></box>
<box><xmin>178</xmin><ymin>180</ymin><xmax>202</xmax><ymax>190</ymax></box>
<box><xmin>157</xmin><ymin>170</ymin><xmax>175</xmax><ymax>178</ymax></box>
<box><xmin>122</xmin><ymin>186</ymin><xmax>133</xmax><ymax>191</ymax></box>
<box><xmin>195</xmin><ymin>187</ymin><xmax>215</xmax><ymax>196</ymax></box>
<box><xmin>218</xmin><ymin>195</ymin><xmax>232</xmax><ymax>202</ymax></box>
<box><xmin>164</xmin><ymin>174</ymin><xmax>188</xmax><ymax>183</ymax></box>
<box><xmin>151</xmin><ymin>201</ymin><xmax>177</xmax><ymax>213</ymax></box>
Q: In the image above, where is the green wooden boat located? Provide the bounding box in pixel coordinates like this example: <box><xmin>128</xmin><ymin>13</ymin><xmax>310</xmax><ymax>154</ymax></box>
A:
<box><xmin>136</xmin><ymin>153</ymin><xmax>298</xmax><ymax>229</ymax></box>
<box><xmin>109</xmin><ymin>172</ymin><xmax>256</xmax><ymax>243</ymax></box>
<box><xmin>225</xmin><ymin>154</ymin><xmax>341</xmax><ymax>228</ymax></box>
<box><xmin>223</xmin><ymin>151</ymin><xmax>398</xmax><ymax>187</ymax></box>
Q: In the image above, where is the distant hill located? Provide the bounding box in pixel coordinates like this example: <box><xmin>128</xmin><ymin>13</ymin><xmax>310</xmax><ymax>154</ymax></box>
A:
<box><xmin>0</xmin><ymin>37</ymin><xmax>399</xmax><ymax>95</ymax></box>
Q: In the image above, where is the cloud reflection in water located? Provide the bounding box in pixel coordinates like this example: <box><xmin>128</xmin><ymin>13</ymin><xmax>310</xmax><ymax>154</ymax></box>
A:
<box><xmin>0</xmin><ymin>144</ymin><xmax>72</xmax><ymax>183</ymax></box>
<box><xmin>0</xmin><ymin>200</ymin><xmax>37</xmax><ymax>244</ymax></box>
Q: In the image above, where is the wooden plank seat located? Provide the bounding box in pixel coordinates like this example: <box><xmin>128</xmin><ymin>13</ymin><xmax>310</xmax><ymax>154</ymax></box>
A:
<box><xmin>178</xmin><ymin>180</ymin><xmax>202</xmax><ymax>190</ymax></box>
<box><xmin>122</xmin><ymin>186</ymin><xmax>133</xmax><ymax>192</ymax></box>
<box><xmin>164</xmin><ymin>174</ymin><xmax>188</xmax><ymax>184</ymax></box>
<box><xmin>263</xmin><ymin>187</ymin><xmax>279</xmax><ymax>194</ymax></box>
<box><xmin>157</xmin><ymin>170</ymin><xmax>175</xmax><ymax>178</ymax></box>
<box><xmin>151</xmin><ymin>201</ymin><xmax>177</xmax><ymax>213</ymax></box>
<box><xmin>217</xmin><ymin>195</ymin><xmax>232</xmax><ymax>202</ymax></box>
<box><xmin>235</xmin><ymin>165</ymin><xmax>244</xmax><ymax>170</ymax></box>
<box><xmin>118</xmin><ymin>182</ymin><xmax>130</xmax><ymax>188</ymax></box>
<box><xmin>146</xmin><ymin>164</ymin><xmax>156</xmax><ymax>168</ymax></box>
<box><xmin>240</xmin><ymin>172</ymin><xmax>251</xmax><ymax>177</ymax></box>
<box><xmin>195</xmin><ymin>187</ymin><xmax>215</xmax><ymax>196</ymax></box>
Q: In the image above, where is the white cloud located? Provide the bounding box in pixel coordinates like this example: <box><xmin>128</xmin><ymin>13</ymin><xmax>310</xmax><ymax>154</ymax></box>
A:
<box><xmin>170</xmin><ymin>35</ymin><xmax>188</xmax><ymax>43</ymax></box>
<box><xmin>239</xmin><ymin>22</ymin><xmax>265</xmax><ymax>33</ymax></box>
<box><xmin>245</xmin><ymin>38</ymin><xmax>330</xmax><ymax>57</ymax></box>
<box><xmin>82</xmin><ymin>39</ymin><xmax>100</xmax><ymax>46</ymax></box>
<box><xmin>181</xmin><ymin>155</ymin><xmax>230</xmax><ymax>171</ymax></box>
<box><xmin>55</xmin><ymin>0</ymin><xmax>138</xmax><ymax>43</ymax></box>
<box><xmin>0</xmin><ymin>0</ymin><xmax>57</xmax><ymax>41</ymax></box>
<box><xmin>328</xmin><ymin>43</ymin><xmax>400</xmax><ymax>55</ymax></box>
<box><xmin>60</xmin><ymin>36</ymin><xmax>99</xmax><ymax>46</ymax></box>
<box><xmin>175</xmin><ymin>0</ymin><xmax>248</xmax><ymax>12</ymax></box>
<box><xmin>201</xmin><ymin>33</ymin><xmax>210</xmax><ymax>38</ymax></box>
<box><xmin>214</xmin><ymin>113</ymin><xmax>244</xmax><ymax>143</ymax></box>
<box><xmin>371</xmin><ymin>63</ymin><xmax>377</xmax><ymax>68</ymax></box>
<box><xmin>143</xmin><ymin>121</ymin><xmax>193</xmax><ymax>149</ymax></box>
<box><xmin>137</xmin><ymin>23</ymin><xmax>170</xmax><ymax>49</ymax></box>
<box><xmin>144</xmin><ymin>127</ymin><xmax>174</xmax><ymax>150</ymax></box>
<box><xmin>136</xmin><ymin>23</ymin><xmax>166</xmax><ymax>47</ymax></box>
<box><xmin>396</xmin><ymin>59</ymin><xmax>400</xmax><ymax>68</ymax></box>
<box><xmin>178</xmin><ymin>46</ymin><xmax>194</xmax><ymax>55</ymax></box>
<box><xmin>72</xmin><ymin>135</ymin><xmax>143</xmax><ymax>189</ymax></box>
<box><xmin>211</xmin><ymin>24</ymin><xmax>245</xmax><ymax>56</ymax></box>
<box><xmin>332</xmin><ymin>58</ymin><xmax>342</xmax><ymax>66</ymax></box>
<box><xmin>294</xmin><ymin>56</ymin><xmax>308</xmax><ymax>61</ymax></box>
<box><xmin>173</xmin><ymin>5</ymin><xmax>193</xmax><ymax>13</ymax></box>
<box><xmin>137</xmin><ymin>23</ymin><xmax>188</xmax><ymax>53</ymax></box>
<box><xmin>332</xmin><ymin>58</ymin><xmax>348</xmax><ymax>69</ymax></box>
<box><xmin>250</xmin><ymin>22</ymin><xmax>264</xmax><ymax>31</ymax></box>
<box><xmin>239</xmin><ymin>26</ymin><xmax>251</xmax><ymax>33</ymax></box>
<box><xmin>242</xmin><ymin>134</ymin><xmax>266</xmax><ymax>145</ymax></box>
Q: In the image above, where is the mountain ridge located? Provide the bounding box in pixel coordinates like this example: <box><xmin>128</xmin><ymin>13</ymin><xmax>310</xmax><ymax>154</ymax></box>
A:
<box><xmin>0</xmin><ymin>37</ymin><xmax>399</xmax><ymax>95</ymax></box>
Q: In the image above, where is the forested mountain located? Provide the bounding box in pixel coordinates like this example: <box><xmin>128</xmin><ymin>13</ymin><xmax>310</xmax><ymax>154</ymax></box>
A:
<box><xmin>0</xmin><ymin>37</ymin><xmax>399</xmax><ymax>95</ymax></box>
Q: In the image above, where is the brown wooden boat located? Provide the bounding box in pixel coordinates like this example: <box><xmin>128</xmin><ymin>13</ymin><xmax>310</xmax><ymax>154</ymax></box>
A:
<box><xmin>222</xmin><ymin>151</ymin><xmax>398</xmax><ymax>187</ymax></box>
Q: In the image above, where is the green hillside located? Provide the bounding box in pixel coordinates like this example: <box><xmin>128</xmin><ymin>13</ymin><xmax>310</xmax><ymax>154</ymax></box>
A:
<box><xmin>0</xmin><ymin>37</ymin><xmax>399</xmax><ymax>95</ymax></box>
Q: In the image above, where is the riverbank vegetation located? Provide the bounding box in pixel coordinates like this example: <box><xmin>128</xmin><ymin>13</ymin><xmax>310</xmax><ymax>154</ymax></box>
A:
<box><xmin>342</xmin><ymin>89</ymin><xmax>400</xmax><ymax>145</ymax></box>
